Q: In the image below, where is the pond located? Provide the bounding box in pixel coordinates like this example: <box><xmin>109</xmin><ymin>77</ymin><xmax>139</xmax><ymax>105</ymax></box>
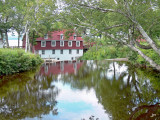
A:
<box><xmin>0</xmin><ymin>60</ymin><xmax>160</xmax><ymax>120</ymax></box>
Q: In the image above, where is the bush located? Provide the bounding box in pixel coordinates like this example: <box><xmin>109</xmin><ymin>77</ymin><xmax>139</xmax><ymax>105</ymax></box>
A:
<box><xmin>80</xmin><ymin>46</ymin><xmax>130</xmax><ymax>60</ymax></box>
<box><xmin>0</xmin><ymin>48</ymin><xmax>43</xmax><ymax>75</ymax></box>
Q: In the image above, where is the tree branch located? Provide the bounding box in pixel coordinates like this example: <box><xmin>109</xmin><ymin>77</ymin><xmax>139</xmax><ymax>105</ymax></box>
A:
<box><xmin>134</xmin><ymin>40</ymin><xmax>152</xmax><ymax>49</ymax></box>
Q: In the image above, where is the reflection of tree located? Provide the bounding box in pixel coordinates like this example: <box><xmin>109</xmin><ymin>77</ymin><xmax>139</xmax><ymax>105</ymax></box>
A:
<box><xmin>59</xmin><ymin>61</ymin><xmax>160</xmax><ymax>120</ymax></box>
<box><xmin>0</xmin><ymin>71</ymin><xmax>59</xmax><ymax>120</ymax></box>
<box><xmin>130</xmin><ymin>103</ymin><xmax>160</xmax><ymax>120</ymax></box>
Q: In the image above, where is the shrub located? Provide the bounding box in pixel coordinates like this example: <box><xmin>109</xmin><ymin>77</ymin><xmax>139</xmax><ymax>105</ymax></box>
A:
<box><xmin>0</xmin><ymin>48</ymin><xmax>43</xmax><ymax>75</ymax></box>
<box><xmin>80</xmin><ymin>46</ymin><xmax>130</xmax><ymax>60</ymax></box>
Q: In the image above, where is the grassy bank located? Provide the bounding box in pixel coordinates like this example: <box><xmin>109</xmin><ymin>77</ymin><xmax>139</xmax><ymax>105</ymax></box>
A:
<box><xmin>0</xmin><ymin>48</ymin><xmax>43</xmax><ymax>75</ymax></box>
<box><xmin>80</xmin><ymin>46</ymin><xmax>130</xmax><ymax>60</ymax></box>
<box><xmin>80</xmin><ymin>45</ymin><xmax>160</xmax><ymax>69</ymax></box>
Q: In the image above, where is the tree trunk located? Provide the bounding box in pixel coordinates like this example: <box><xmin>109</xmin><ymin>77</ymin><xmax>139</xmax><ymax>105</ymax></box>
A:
<box><xmin>105</xmin><ymin>32</ymin><xmax>160</xmax><ymax>71</ymax></box>
<box><xmin>25</xmin><ymin>31</ymin><xmax>28</xmax><ymax>52</ymax></box>
<box><xmin>127</xmin><ymin>44</ymin><xmax>160</xmax><ymax>70</ymax></box>
<box><xmin>28</xmin><ymin>30</ymin><xmax>30</xmax><ymax>52</ymax></box>
<box><xmin>5</xmin><ymin>30</ymin><xmax>9</xmax><ymax>48</ymax></box>
<box><xmin>25</xmin><ymin>22</ymin><xmax>28</xmax><ymax>52</ymax></box>
<box><xmin>18</xmin><ymin>32</ymin><xmax>20</xmax><ymax>48</ymax></box>
<box><xmin>136</xmin><ymin>23</ymin><xmax>160</xmax><ymax>56</ymax></box>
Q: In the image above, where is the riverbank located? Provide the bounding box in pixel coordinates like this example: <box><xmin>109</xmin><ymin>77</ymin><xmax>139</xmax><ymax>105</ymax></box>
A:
<box><xmin>0</xmin><ymin>48</ymin><xmax>43</xmax><ymax>75</ymax></box>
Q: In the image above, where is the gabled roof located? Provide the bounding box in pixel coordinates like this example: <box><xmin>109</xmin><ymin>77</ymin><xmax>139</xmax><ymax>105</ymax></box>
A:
<box><xmin>36</xmin><ymin>30</ymin><xmax>83</xmax><ymax>41</ymax></box>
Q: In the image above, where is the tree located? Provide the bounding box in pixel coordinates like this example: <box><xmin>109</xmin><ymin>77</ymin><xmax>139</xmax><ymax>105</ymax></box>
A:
<box><xmin>0</xmin><ymin>0</ymin><xmax>58</xmax><ymax>50</ymax></box>
<box><xmin>60</xmin><ymin>0</ymin><xmax>160</xmax><ymax>70</ymax></box>
<box><xmin>0</xmin><ymin>0</ymin><xmax>17</xmax><ymax>47</ymax></box>
<box><xmin>21</xmin><ymin>0</ymin><xmax>58</xmax><ymax>52</ymax></box>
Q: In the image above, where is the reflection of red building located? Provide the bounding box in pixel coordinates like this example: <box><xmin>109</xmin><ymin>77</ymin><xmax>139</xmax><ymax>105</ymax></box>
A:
<box><xmin>40</xmin><ymin>61</ymin><xmax>84</xmax><ymax>75</ymax></box>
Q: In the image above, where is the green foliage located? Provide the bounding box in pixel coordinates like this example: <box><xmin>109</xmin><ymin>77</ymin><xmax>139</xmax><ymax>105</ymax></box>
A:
<box><xmin>0</xmin><ymin>48</ymin><xmax>43</xmax><ymax>75</ymax></box>
<box><xmin>129</xmin><ymin>48</ymin><xmax>160</xmax><ymax>65</ymax></box>
<box><xmin>80</xmin><ymin>46</ymin><xmax>130</xmax><ymax>60</ymax></box>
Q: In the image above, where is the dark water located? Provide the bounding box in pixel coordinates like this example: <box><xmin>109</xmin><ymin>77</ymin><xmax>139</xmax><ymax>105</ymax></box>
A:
<box><xmin>0</xmin><ymin>60</ymin><xmax>160</xmax><ymax>120</ymax></box>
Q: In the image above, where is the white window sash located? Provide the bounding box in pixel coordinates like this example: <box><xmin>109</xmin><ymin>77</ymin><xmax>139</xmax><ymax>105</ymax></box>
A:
<box><xmin>69</xmin><ymin>49</ymin><xmax>72</xmax><ymax>54</ymax></box>
<box><xmin>76</xmin><ymin>41</ymin><xmax>80</xmax><ymax>47</ymax></box>
<box><xmin>68</xmin><ymin>41</ymin><xmax>72</xmax><ymax>47</ymax></box>
<box><xmin>60</xmin><ymin>41</ymin><xmax>64</xmax><ymax>47</ymax></box>
<box><xmin>60</xmin><ymin>34</ymin><xmax>63</xmax><ymax>40</ymax></box>
<box><xmin>44</xmin><ymin>34</ymin><xmax>48</xmax><ymax>39</ymax></box>
<box><xmin>60</xmin><ymin>50</ymin><xmax>63</xmax><ymax>54</ymax></box>
<box><xmin>51</xmin><ymin>41</ymin><xmax>56</xmax><ymax>47</ymax></box>
<box><xmin>74</xmin><ymin>34</ymin><xmax>77</xmax><ymax>40</ymax></box>
<box><xmin>42</xmin><ymin>50</ymin><xmax>45</xmax><ymax>54</ymax></box>
<box><xmin>41</xmin><ymin>41</ymin><xmax>46</xmax><ymax>47</ymax></box>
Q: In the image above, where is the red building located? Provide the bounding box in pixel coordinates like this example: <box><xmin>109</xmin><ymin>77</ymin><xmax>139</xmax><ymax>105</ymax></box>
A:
<box><xmin>23</xmin><ymin>30</ymin><xmax>84</xmax><ymax>61</ymax></box>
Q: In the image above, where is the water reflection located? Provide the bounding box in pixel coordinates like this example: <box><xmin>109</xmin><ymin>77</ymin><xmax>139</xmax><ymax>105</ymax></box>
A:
<box><xmin>0</xmin><ymin>71</ymin><xmax>59</xmax><ymax>120</ymax></box>
<box><xmin>0</xmin><ymin>60</ymin><xmax>160</xmax><ymax>120</ymax></box>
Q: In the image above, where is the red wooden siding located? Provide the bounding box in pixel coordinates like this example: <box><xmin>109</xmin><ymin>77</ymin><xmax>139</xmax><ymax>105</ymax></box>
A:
<box><xmin>35</xmin><ymin>41</ymin><xmax>83</xmax><ymax>50</ymax></box>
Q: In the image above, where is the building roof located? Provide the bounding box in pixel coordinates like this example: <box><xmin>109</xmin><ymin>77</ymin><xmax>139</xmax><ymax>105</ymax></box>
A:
<box><xmin>36</xmin><ymin>31</ymin><xmax>83</xmax><ymax>41</ymax></box>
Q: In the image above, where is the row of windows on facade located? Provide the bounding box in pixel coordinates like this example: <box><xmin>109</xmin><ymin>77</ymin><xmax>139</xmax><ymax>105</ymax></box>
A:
<box><xmin>41</xmin><ymin>41</ymin><xmax>80</xmax><ymax>47</ymax></box>
<box><xmin>41</xmin><ymin>49</ymin><xmax>80</xmax><ymax>55</ymax></box>
<box><xmin>44</xmin><ymin>34</ymin><xmax>77</xmax><ymax>40</ymax></box>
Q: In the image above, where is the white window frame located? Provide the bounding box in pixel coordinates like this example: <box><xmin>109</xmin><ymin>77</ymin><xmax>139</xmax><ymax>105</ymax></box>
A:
<box><xmin>41</xmin><ymin>41</ymin><xmax>46</xmax><ymax>47</ymax></box>
<box><xmin>69</xmin><ymin>49</ymin><xmax>72</xmax><ymax>54</ymax></box>
<box><xmin>77</xmin><ymin>49</ymin><xmax>79</xmax><ymax>54</ymax></box>
<box><xmin>44</xmin><ymin>34</ymin><xmax>48</xmax><ymax>39</ymax></box>
<box><xmin>52</xmin><ymin>50</ymin><xmax>55</xmax><ymax>54</ymax></box>
<box><xmin>68</xmin><ymin>41</ymin><xmax>72</xmax><ymax>47</ymax></box>
<box><xmin>74</xmin><ymin>34</ymin><xmax>77</xmax><ymax>40</ymax></box>
<box><xmin>60</xmin><ymin>49</ymin><xmax>63</xmax><ymax>54</ymax></box>
<box><xmin>76</xmin><ymin>41</ymin><xmax>80</xmax><ymax>47</ymax></box>
<box><xmin>60</xmin><ymin>34</ymin><xmax>63</xmax><ymax>40</ymax></box>
<box><xmin>51</xmin><ymin>41</ymin><xmax>56</xmax><ymax>47</ymax></box>
<box><xmin>42</xmin><ymin>50</ymin><xmax>45</xmax><ymax>55</ymax></box>
<box><xmin>60</xmin><ymin>41</ymin><xmax>64</xmax><ymax>47</ymax></box>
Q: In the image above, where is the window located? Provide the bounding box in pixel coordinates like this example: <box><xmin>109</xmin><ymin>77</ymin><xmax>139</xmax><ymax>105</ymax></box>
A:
<box><xmin>60</xmin><ymin>41</ymin><xmax>64</xmax><ymax>47</ymax></box>
<box><xmin>51</xmin><ymin>41</ymin><xmax>56</xmax><ymax>47</ymax></box>
<box><xmin>52</xmin><ymin>50</ymin><xmax>55</xmax><ymax>54</ymax></box>
<box><xmin>77</xmin><ymin>49</ymin><xmax>79</xmax><ymax>54</ymax></box>
<box><xmin>76</xmin><ymin>41</ymin><xmax>80</xmax><ymax>47</ymax></box>
<box><xmin>60</xmin><ymin>50</ymin><xmax>63</xmax><ymax>54</ymax></box>
<box><xmin>68</xmin><ymin>41</ymin><xmax>72</xmax><ymax>47</ymax></box>
<box><xmin>71</xmin><ymin>57</ymin><xmax>74</xmax><ymax>60</ymax></box>
<box><xmin>74</xmin><ymin>63</ymin><xmax>77</xmax><ymax>69</ymax></box>
<box><xmin>60</xmin><ymin>34</ymin><xmax>63</xmax><ymax>40</ymax></box>
<box><xmin>45</xmin><ymin>66</ymin><xmax>48</xmax><ymax>73</ymax></box>
<box><xmin>35</xmin><ymin>50</ymin><xmax>39</xmax><ymax>54</ymax></box>
<box><xmin>60</xmin><ymin>62</ymin><xmax>64</xmax><ymax>71</ymax></box>
<box><xmin>74</xmin><ymin>34</ymin><xmax>77</xmax><ymax>40</ymax></box>
<box><xmin>44</xmin><ymin>34</ymin><xmax>48</xmax><ymax>39</ymax></box>
<box><xmin>69</xmin><ymin>49</ymin><xmax>72</xmax><ymax>54</ymax></box>
<box><xmin>42</xmin><ymin>50</ymin><xmax>45</xmax><ymax>54</ymax></box>
<box><xmin>41</xmin><ymin>41</ymin><xmax>46</xmax><ymax>47</ymax></box>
